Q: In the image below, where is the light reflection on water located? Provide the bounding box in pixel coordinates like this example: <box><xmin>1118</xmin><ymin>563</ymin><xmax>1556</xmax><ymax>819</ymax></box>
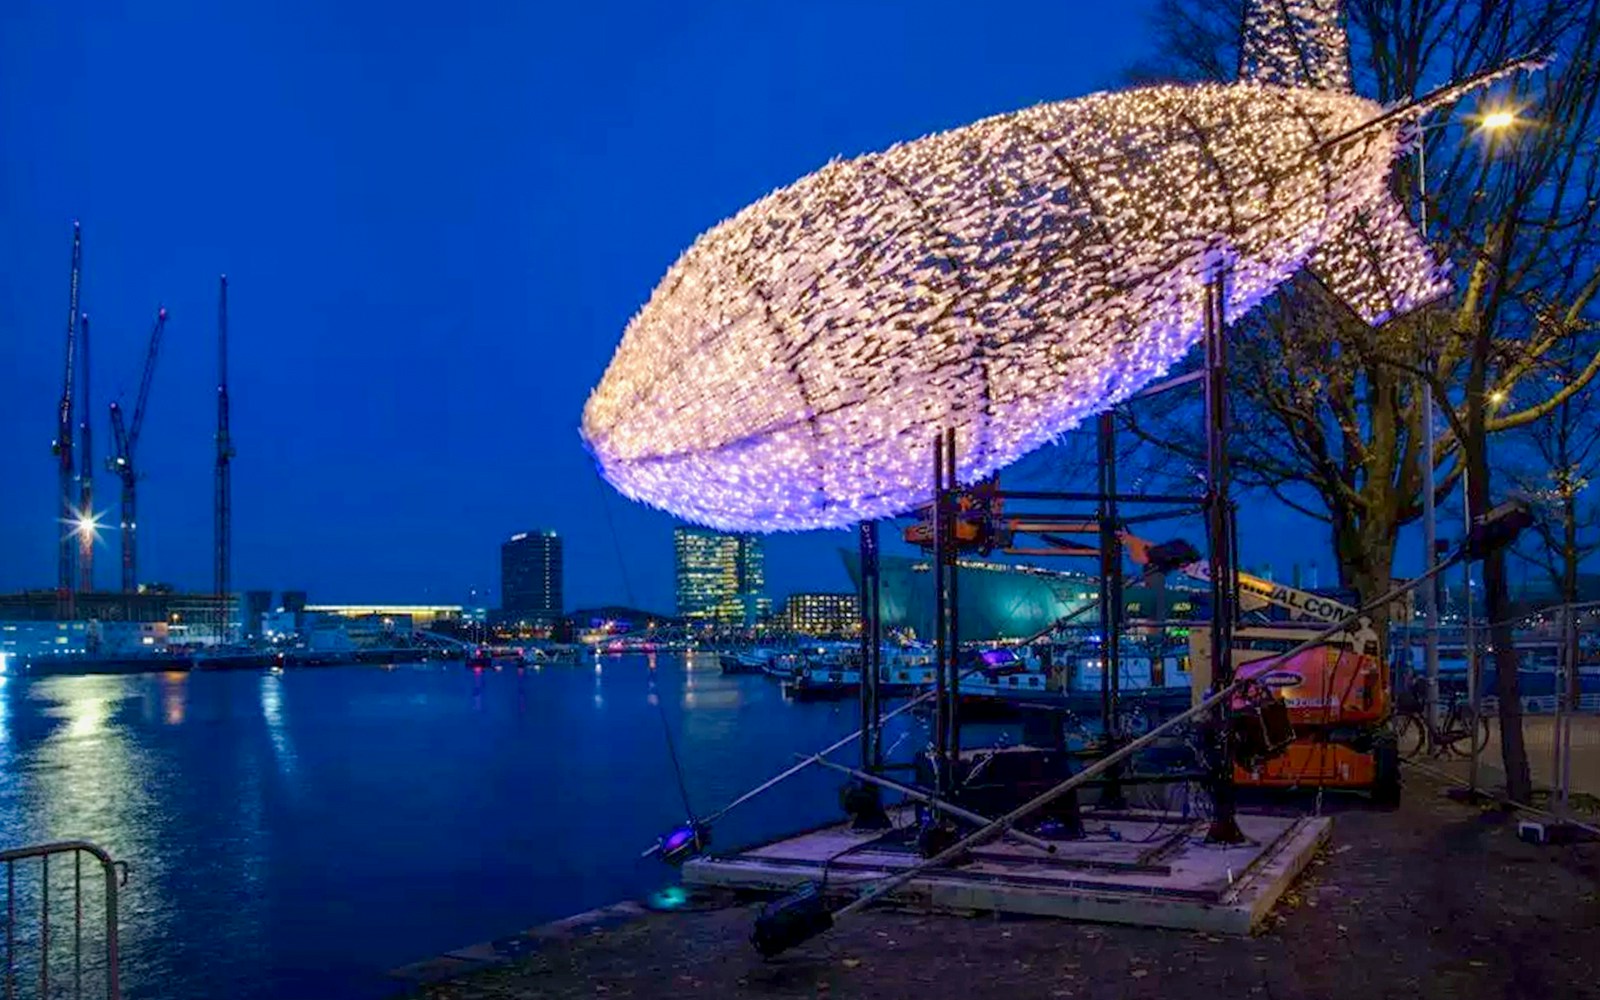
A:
<box><xmin>0</xmin><ymin>654</ymin><xmax>913</xmax><ymax>1000</ymax></box>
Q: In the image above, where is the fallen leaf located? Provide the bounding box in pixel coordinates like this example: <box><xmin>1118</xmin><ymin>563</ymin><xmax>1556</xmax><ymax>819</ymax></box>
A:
<box><xmin>1131</xmin><ymin>969</ymin><xmax>1149</xmax><ymax>979</ymax></box>
<box><xmin>842</xmin><ymin>958</ymin><xmax>862</xmax><ymax>969</ymax></box>
<box><xmin>1470</xmin><ymin>961</ymin><xmax>1487</xmax><ymax>968</ymax></box>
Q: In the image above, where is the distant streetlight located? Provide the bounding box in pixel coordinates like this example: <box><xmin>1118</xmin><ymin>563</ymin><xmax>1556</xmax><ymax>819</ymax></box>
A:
<box><xmin>1481</xmin><ymin>109</ymin><xmax>1519</xmax><ymax>131</ymax></box>
<box><xmin>69</xmin><ymin>506</ymin><xmax>103</xmax><ymax>546</ymax></box>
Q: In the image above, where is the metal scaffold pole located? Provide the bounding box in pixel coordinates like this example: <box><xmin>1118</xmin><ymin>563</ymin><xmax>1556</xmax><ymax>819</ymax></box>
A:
<box><xmin>931</xmin><ymin>432</ymin><xmax>949</xmax><ymax>793</ymax></box>
<box><xmin>857</xmin><ymin>520</ymin><xmax>881</xmax><ymax>773</ymax></box>
<box><xmin>945</xmin><ymin>427</ymin><xmax>962</xmax><ymax>760</ymax></box>
<box><xmin>1097</xmin><ymin>408</ymin><xmax>1126</xmax><ymax>807</ymax></box>
<box><xmin>845</xmin><ymin>518</ymin><xmax>891</xmax><ymax>831</ymax></box>
<box><xmin>1202</xmin><ymin>268</ymin><xmax>1243</xmax><ymax>844</ymax></box>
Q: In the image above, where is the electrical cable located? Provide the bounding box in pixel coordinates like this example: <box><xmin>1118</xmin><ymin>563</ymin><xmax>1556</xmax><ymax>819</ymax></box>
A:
<box><xmin>652</xmin><ymin>678</ymin><xmax>697</xmax><ymax>822</ymax></box>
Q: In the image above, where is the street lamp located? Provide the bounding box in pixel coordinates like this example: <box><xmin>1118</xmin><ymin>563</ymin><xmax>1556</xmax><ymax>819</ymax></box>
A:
<box><xmin>1414</xmin><ymin>104</ymin><xmax>1522</xmax><ymax>730</ymax></box>
<box><xmin>1481</xmin><ymin>109</ymin><xmax>1519</xmax><ymax>131</ymax></box>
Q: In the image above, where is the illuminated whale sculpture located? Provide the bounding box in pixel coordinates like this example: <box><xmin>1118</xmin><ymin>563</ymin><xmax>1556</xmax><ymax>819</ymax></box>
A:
<box><xmin>582</xmin><ymin>1</ymin><xmax>1518</xmax><ymax>532</ymax></box>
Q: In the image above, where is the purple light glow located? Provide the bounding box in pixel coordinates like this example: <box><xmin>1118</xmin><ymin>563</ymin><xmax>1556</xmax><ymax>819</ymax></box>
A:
<box><xmin>583</xmin><ymin>36</ymin><xmax>1449</xmax><ymax>533</ymax></box>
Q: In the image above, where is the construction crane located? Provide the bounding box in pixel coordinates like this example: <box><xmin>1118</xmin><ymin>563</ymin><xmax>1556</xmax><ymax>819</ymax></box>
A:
<box><xmin>108</xmin><ymin>308</ymin><xmax>170</xmax><ymax>594</ymax></box>
<box><xmin>51</xmin><ymin>223</ymin><xmax>83</xmax><ymax>617</ymax></box>
<box><xmin>77</xmin><ymin>313</ymin><xmax>95</xmax><ymax>592</ymax></box>
<box><xmin>214</xmin><ymin>276</ymin><xmax>234</xmax><ymax>644</ymax></box>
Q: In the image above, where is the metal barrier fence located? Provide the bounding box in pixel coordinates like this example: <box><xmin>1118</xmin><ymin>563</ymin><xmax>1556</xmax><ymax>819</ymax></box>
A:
<box><xmin>1412</xmin><ymin>602</ymin><xmax>1600</xmax><ymax>816</ymax></box>
<box><xmin>1</xmin><ymin>842</ymin><xmax>126</xmax><ymax>1000</ymax></box>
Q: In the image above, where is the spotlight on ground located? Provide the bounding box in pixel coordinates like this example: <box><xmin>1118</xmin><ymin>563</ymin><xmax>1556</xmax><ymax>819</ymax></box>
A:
<box><xmin>751</xmin><ymin>882</ymin><xmax>833</xmax><ymax>957</ymax></box>
<box><xmin>653</xmin><ymin>821</ymin><xmax>711</xmax><ymax>866</ymax></box>
<box><xmin>1466</xmin><ymin>499</ymin><xmax>1534</xmax><ymax>559</ymax></box>
<box><xmin>1147</xmin><ymin>538</ymin><xmax>1201</xmax><ymax>574</ymax></box>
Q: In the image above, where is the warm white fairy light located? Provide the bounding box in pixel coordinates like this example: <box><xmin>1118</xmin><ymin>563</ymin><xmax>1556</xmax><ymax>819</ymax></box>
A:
<box><xmin>582</xmin><ymin>14</ymin><xmax>1451</xmax><ymax>533</ymax></box>
<box><xmin>1242</xmin><ymin>0</ymin><xmax>1351</xmax><ymax>91</ymax></box>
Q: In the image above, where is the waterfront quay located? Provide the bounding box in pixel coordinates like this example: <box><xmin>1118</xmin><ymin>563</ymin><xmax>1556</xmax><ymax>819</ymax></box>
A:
<box><xmin>401</xmin><ymin>777</ymin><xmax>1599</xmax><ymax>1000</ymax></box>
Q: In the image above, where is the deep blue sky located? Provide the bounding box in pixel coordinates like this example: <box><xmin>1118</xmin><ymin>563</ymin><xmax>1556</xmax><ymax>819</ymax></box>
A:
<box><xmin>2</xmin><ymin>0</ymin><xmax>1343</xmax><ymax>611</ymax></box>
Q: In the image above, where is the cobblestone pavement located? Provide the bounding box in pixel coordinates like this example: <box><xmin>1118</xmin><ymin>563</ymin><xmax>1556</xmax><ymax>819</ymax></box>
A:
<box><xmin>404</xmin><ymin>774</ymin><xmax>1600</xmax><ymax>1000</ymax></box>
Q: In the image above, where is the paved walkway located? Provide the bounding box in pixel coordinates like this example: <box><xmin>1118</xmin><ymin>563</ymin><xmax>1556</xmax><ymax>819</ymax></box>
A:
<box><xmin>403</xmin><ymin>776</ymin><xmax>1600</xmax><ymax>1000</ymax></box>
<box><xmin>1425</xmin><ymin>712</ymin><xmax>1600</xmax><ymax>808</ymax></box>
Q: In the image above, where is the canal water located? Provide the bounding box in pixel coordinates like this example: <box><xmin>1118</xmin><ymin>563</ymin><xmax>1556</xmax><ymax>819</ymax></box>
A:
<box><xmin>0</xmin><ymin>652</ymin><xmax>928</xmax><ymax>999</ymax></box>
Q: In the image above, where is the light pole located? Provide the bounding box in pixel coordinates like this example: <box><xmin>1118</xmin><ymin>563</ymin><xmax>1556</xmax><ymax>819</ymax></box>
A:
<box><xmin>1412</xmin><ymin>107</ymin><xmax>1518</xmax><ymax>733</ymax></box>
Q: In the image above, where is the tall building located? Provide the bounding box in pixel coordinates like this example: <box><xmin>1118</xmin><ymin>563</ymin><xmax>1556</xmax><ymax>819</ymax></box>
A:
<box><xmin>781</xmin><ymin>592</ymin><xmax>858</xmax><ymax>636</ymax></box>
<box><xmin>502</xmin><ymin>530</ymin><xmax>563</xmax><ymax>623</ymax></box>
<box><xmin>243</xmin><ymin>590</ymin><xmax>273</xmax><ymax>640</ymax></box>
<box><xmin>674</xmin><ymin>527</ymin><xmax>769</xmax><ymax>625</ymax></box>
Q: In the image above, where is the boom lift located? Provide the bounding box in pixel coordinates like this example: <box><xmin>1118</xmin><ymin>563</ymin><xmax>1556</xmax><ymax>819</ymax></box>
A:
<box><xmin>903</xmin><ymin>479</ymin><xmax>1399</xmax><ymax>802</ymax></box>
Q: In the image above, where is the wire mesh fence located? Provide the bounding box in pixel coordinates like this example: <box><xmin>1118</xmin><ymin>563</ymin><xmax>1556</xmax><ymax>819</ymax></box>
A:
<box><xmin>1399</xmin><ymin>601</ymin><xmax>1600</xmax><ymax>816</ymax></box>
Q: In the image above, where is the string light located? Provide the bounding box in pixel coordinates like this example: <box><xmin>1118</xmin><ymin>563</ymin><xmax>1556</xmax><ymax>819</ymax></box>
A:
<box><xmin>581</xmin><ymin>3</ymin><xmax>1451</xmax><ymax>533</ymax></box>
<box><xmin>1242</xmin><ymin>0</ymin><xmax>1351</xmax><ymax>90</ymax></box>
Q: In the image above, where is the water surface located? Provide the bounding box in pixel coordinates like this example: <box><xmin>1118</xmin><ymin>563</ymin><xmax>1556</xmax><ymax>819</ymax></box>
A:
<box><xmin>0</xmin><ymin>653</ymin><xmax>910</xmax><ymax>999</ymax></box>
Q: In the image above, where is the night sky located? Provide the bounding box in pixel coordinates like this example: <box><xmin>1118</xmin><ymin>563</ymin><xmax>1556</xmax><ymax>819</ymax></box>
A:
<box><xmin>2</xmin><ymin>0</ymin><xmax>1339</xmax><ymax>612</ymax></box>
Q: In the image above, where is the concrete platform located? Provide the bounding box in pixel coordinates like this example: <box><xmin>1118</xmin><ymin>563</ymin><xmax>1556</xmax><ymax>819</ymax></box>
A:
<box><xmin>682</xmin><ymin>807</ymin><xmax>1330</xmax><ymax>935</ymax></box>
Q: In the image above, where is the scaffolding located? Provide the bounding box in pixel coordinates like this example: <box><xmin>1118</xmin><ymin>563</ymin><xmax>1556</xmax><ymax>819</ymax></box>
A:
<box><xmin>855</xmin><ymin>272</ymin><xmax>1247</xmax><ymax>842</ymax></box>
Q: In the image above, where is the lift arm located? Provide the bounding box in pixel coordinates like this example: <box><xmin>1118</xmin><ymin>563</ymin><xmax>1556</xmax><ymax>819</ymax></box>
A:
<box><xmin>1121</xmin><ymin>532</ymin><xmax>1357</xmax><ymax>623</ymax></box>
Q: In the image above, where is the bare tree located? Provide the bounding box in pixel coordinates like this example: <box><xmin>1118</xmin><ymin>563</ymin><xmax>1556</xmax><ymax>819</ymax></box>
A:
<box><xmin>1127</xmin><ymin>0</ymin><xmax>1600</xmax><ymax>801</ymax></box>
<box><xmin>1510</xmin><ymin>335</ymin><xmax>1600</xmax><ymax>703</ymax></box>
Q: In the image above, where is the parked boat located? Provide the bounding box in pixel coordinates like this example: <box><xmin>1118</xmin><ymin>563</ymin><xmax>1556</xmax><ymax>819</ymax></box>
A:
<box><xmin>720</xmin><ymin>649</ymin><xmax>775</xmax><ymax>675</ymax></box>
<box><xmin>761</xmin><ymin>651</ymin><xmax>804</xmax><ymax>681</ymax></box>
<box><xmin>465</xmin><ymin>646</ymin><xmax>525</xmax><ymax>670</ymax></box>
<box><xmin>785</xmin><ymin>643</ymin><xmax>936</xmax><ymax>700</ymax></box>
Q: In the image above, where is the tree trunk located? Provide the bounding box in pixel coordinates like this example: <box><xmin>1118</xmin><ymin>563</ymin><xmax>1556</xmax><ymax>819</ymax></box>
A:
<box><xmin>1330</xmin><ymin>507</ymin><xmax>1397</xmax><ymax>661</ymax></box>
<box><xmin>1480</xmin><ymin>545</ymin><xmax>1533</xmax><ymax>801</ymax></box>
<box><xmin>1462</xmin><ymin>364</ymin><xmax>1534</xmax><ymax>803</ymax></box>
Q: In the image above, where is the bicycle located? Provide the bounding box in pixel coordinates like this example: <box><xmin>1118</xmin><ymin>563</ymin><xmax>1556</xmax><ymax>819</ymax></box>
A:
<box><xmin>1393</xmin><ymin>688</ymin><xmax>1491</xmax><ymax>760</ymax></box>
